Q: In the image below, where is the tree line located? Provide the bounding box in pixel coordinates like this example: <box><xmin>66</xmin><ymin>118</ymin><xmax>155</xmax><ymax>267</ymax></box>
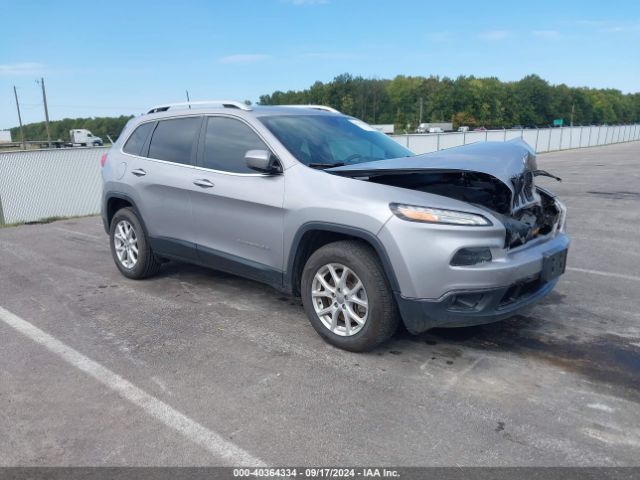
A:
<box><xmin>259</xmin><ymin>74</ymin><xmax>640</xmax><ymax>131</ymax></box>
<box><xmin>9</xmin><ymin>73</ymin><xmax>639</xmax><ymax>140</ymax></box>
<box><xmin>10</xmin><ymin>115</ymin><xmax>133</xmax><ymax>143</ymax></box>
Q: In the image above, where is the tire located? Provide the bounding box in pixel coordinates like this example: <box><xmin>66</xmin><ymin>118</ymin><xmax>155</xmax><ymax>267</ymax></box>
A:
<box><xmin>301</xmin><ymin>240</ymin><xmax>399</xmax><ymax>352</ymax></box>
<box><xmin>109</xmin><ymin>207</ymin><xmax>161</xmax><ymax>279</ymax></box>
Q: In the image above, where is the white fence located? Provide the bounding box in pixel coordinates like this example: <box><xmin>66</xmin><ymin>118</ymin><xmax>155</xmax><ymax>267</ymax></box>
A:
<box><xmin>0</xmin><ymin>124</ymin><xmax>639</xmax><ymax>225</ymax></box>
<box><xmin>0</xmin><ymin>147</ymin><xmax>107</xmax><ymax>225</ymax></box>
<box><xmin>391</xmin><ymin>124</ymin><xmax>640</xmax><ymax>154</ymax></box>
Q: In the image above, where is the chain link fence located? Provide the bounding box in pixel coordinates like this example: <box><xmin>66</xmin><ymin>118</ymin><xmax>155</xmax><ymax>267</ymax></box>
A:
<box><xmin>1</xmin><ymin>124</ymin><xmax>639</xmax><ymax>225</ymax></box>
<box><xmin>0</xmin><ymin>147</ymin><xmax>107</xmax><ymax>225</ymax></box>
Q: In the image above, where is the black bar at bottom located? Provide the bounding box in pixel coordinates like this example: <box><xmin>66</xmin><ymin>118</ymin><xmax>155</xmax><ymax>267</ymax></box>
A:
<box><xmin>0</xmin><ymin>467</ymin><xmax>638</xmax><ymax>480</ymax></box>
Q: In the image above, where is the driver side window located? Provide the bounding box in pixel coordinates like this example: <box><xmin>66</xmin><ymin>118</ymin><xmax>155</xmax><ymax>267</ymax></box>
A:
<box><xmin>202</xmin><ymin>117</ymin><xmax>269</xmax><ymax>173</ymax></box>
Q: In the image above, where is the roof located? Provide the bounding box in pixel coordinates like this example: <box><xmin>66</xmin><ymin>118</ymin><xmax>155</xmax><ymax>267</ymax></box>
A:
<box><xmin>144</xmin><ymin>101</ymin><xmax>341</xmax><ymax>118</ymax></box>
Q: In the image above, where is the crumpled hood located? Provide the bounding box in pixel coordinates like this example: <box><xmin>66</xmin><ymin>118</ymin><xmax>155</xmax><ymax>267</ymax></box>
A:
<box><xmin>327</xmin><ymin>139</ymin><xmax>537</xmax><ymax>189</ymax></box>
<box><xmin>326</xmin><ymin>139</ymin><xmax>563</xmax><ymax>248</ymax></box>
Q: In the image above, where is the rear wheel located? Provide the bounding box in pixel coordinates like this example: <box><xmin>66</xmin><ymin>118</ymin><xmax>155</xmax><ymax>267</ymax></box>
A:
<box><xmin>301</xmin><ymin>240</ymin><xmax>399</xmax><ymax>352</ymax></box>
<box><xmin>109</xmin><ymin>207</ymin><xmax>161</xmax><ymax>279</ymax></box>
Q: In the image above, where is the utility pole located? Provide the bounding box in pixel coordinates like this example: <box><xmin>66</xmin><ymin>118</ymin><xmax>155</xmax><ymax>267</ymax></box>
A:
<box><xmin>13</xmin><ymin>86</ymin><xmax>26</xmax><ymax>150</ymax></box>
<box><xmin>39</xmin><ymin>77</ymin><xmax>52</xmax><ymax>148</ymax></box>
<box><xmin>570</xmin><ymin>103</ymin><xmax>575</xmax><ymax>127</ymax></box>
<box><xmin>419</xmin><ymin>97</ymin><xmax>423</xmax><ymax>125</ymax></box>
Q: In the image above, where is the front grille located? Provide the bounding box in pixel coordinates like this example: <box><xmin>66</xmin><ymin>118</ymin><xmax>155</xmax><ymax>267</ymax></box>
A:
<box><xmin>511</xmin><ymin>171</ymin><xmax>535</xmax><ymax>210</ymax></box>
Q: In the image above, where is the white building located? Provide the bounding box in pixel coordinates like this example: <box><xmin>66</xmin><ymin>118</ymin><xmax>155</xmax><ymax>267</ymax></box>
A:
<box><xmin>0</xmin><ymin>130</ymin><xmax>12</xmax><ymax>143</ymax></box>
<box><xmin>371</xmin><ymin>124</ymin><xmax>394</xmax><ymax>134</ymax></box>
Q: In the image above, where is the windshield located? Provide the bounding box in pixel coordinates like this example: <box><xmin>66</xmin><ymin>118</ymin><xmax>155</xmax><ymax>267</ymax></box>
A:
<box><xmin>259</xmin><ymin>115</ymin><xmax>413</xmax><ymax>168</ymax></box>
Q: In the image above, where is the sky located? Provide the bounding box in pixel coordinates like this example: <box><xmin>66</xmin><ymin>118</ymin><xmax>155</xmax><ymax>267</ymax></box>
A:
<box><xmin>1</xmin><ymin>0</ymin><xmax>639</xmax><ymax>129</ymax></box>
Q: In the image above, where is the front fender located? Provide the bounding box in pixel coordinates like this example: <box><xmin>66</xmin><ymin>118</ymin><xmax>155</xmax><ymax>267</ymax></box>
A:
<box><xmin>284</xmin><ymin>221</ymin><xmax>401</xmax><ymax>295</ymax></box>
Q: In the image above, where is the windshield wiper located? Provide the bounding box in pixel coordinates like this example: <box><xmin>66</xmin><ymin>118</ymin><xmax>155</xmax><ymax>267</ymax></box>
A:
<box><xmin>308</xmin><ymin>162</ymin><xmax>345</xmax><ymax>169</ymax></box>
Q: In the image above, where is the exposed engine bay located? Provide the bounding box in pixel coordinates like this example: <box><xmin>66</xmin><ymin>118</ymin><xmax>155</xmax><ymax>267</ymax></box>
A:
<box><xmin>368</xmin><ymin>171</ymin><xmax>513</xmax><ymax>214</ymax></box>
<box><xmin>494</xmin><ymin>185</ymin><xmax>562</xmax><ymax>248</ymax></box>
<box><xmin>327</xmin><ymin>140</ymin><xmax>564</xmax><ymax>249</ymax></box>
<box><xmin>360</xmin><ymin>171</ymin><xmax>561</xmax><ymax>248</ymax></box>
<box><xmin>365</xmin><ymin>170</ymin><xmax>562</xmax><ymax>248</ymax></box>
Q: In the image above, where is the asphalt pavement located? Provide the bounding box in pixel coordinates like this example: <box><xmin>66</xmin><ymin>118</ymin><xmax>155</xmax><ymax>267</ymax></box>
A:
<box><xmin>1</xmin><ymin>141</ymin><xmax>639</xmax><ymax>466</ymax></box>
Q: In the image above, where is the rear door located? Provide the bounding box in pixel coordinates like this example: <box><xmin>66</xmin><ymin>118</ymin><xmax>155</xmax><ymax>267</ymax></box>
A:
<box><xmin>123</xmin><ymin>115</ymin><xmax>202</xmax><ymax>261</ymax></box>
<box><xmin>190</xmin><ymin>115</ymin><xmax>285</xmax><ymax>284</ymax></box>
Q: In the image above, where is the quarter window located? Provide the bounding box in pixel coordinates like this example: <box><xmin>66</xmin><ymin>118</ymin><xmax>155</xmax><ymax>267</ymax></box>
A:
<box><xmin>148</xmin><ymin>117</ymin><xmax>201</xmax><ymax>165</ymax></box>
<box><xmin>202</xmin><ymin>117</ymin><xmax>268</xmax><ymax>173</ymax></box>
<box><xmin>123</xmin><ymin>122</ymin><xmax>154</xmax><ymax>156</ymax></box>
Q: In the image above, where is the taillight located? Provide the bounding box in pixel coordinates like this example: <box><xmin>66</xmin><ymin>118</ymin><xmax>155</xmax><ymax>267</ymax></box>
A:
<box><xmin>100</xmin><ymin>153</ymin><xmax>108</xmax><ymax>167</ymax></box>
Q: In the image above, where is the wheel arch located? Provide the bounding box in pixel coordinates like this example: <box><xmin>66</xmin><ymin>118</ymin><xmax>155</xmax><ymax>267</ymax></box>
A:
<box><xmin>104</xmin><ymin>193</ymin><xmax>149</xmax><ymax>236</ymax></box>
<box><xmin>285</xmin><ymin>222</ymin><xmax>401</xmax><ymax>296</ymax></box>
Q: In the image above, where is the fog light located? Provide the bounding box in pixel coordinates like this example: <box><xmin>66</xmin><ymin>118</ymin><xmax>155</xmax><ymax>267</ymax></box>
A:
<box><xmin>451</xmin><ymin>247</ymin><xmax>492</xmax><ymax>266</ymax></box>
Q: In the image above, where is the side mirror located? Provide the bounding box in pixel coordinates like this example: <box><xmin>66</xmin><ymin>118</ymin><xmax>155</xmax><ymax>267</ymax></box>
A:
<box><xmin>245</xmin><ymin>149</ymin><xmax>282</xmax><ymax>174</ymax></box>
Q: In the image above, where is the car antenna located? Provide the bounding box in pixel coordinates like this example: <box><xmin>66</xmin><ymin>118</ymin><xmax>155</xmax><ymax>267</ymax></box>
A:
<box><xmin>185</xmin><ymin>89</ymin><xmax>191</xmax><ymax>109</ymax></box>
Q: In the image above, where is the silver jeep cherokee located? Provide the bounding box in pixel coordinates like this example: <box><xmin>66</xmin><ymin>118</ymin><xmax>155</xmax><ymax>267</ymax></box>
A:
<box><xmin>101</xmin><ymin>100</ymin><xmax>569</xmax><ymax>352</ymax></box>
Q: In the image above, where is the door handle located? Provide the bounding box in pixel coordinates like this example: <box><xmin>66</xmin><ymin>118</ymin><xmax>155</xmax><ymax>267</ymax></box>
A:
<box><xmin>193</xmin><ymin>178</ymin><xmax>215</xmax><ymax>188</ymax></box>
<box><xmin>131</xmin><ymin>168</ymin><xmax>147</xmax><ymax>177</ymax></box>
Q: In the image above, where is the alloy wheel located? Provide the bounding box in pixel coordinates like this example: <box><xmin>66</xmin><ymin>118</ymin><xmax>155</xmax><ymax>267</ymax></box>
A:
<box><xmin>113</xmin><ymin>220</ymin><xmax>139</xmax><ymax>269</ymax></box>
<box><xmin>311</xmin><ymin>263</ymin><xmax>369</xmax><ymax>336</ymax></box>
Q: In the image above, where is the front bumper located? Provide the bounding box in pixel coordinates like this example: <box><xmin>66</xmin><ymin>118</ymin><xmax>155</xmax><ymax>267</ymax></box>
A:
<box><xmin>396</xmin><ymin>275</ymin><xmax>559</xmax><ymax>333</ymax></box>
<box><xmin>378</xmin><ymin>214</ymin><xmax>569</xmax><ymax>333</ymax></box>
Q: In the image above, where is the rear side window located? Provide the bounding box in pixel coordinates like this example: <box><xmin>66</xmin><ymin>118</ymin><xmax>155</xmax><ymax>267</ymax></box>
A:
<box><xmin>202</xmin><ymin>117</ymin><xmax>268</xmax><ymax>173</ymax></box>
<box><xmin>123</xmin><ymin>122</ymin><xmax>154</xmax><ymax>156</ymax></box>
<box><xmin>148</xmin><ymin>117</ymin><xmax>201</xmax><ymax>165</ymax></box>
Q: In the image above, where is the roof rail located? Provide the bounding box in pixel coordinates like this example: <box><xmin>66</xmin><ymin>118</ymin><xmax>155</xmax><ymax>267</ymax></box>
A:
<box><xmin>280</xmin><ymin>104</ymin><xmax>341</xmax><ymax>113</ymax></box>
<box><xmin>147</xmin><ymin>100</ymin><xmax>252</xmax><ymax>114</ymax></box>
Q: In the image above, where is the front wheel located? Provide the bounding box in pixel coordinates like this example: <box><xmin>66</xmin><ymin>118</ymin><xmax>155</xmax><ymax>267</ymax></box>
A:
<box><xmin>109</xmin><ymin>207</ymin><xmax>161</xmax><ymax>279</ymax></box>
<box><xmin>301</xmin><ymin>240</ymin><xmax>399</xmax><ymax>352</ymax></box>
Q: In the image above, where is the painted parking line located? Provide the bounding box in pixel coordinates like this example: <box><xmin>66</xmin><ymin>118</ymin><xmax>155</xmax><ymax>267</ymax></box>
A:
<box><xmin>567</xmin><ymin>267</ymin><xmax>640</xmax><ymax>282</ymax></box>
<box><xmin>0</xmin><ymin>305</ymin><xmax>265</xmax><ymax>467</ymax></box>
<box><xmin>53</xmin><ymin>227</ymin><xmax>102</xmax><ymax>241</ymax></box>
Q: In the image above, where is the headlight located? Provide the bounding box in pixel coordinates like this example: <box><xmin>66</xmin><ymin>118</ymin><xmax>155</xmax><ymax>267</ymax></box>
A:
<box><xmin>390</xmin><ymin>203</ymin><xmax>492</xmax><ymax>226</ymax></box>
<box><xmin>555</xmin><ymin>198</ymin><xmax>567</xmax><ymax>233</ymax></box>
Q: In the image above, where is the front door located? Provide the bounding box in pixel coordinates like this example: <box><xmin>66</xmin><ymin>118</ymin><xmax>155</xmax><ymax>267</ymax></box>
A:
<box><xmin>189</xmin><ymin>115</ymin><xmax>285</xmax><ymax>285</ymax></box>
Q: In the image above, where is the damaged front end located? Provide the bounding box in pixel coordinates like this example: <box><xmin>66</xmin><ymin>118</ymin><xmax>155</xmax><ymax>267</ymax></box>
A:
<box><xmin>497</xmin><ymin>185</ymin><xmax>565</xmax><ymax>248</ymax></box>
<box><xmin>327</xmin><ymin>139</ymin><xmax>565</xmax><ymax>249</ymax></box>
